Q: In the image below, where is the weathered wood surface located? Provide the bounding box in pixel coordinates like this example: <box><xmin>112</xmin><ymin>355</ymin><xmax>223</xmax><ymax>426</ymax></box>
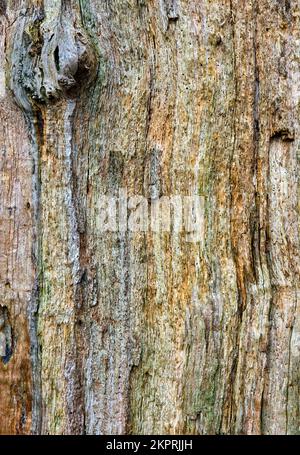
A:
<box><xmin>0</xmin><ymin>0</ymin><xmax>299</xmax><ymax>435</ymax></box>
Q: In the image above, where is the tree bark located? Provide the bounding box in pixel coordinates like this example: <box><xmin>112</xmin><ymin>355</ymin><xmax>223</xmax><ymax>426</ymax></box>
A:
<box><xmin>0</xmin><ymin>0</ymin><xmax>299</xmax><ymax>435</ymax></box>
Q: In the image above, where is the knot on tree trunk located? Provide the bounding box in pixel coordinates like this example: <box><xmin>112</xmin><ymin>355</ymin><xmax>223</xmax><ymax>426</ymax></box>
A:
<box><xmin>10</xmin><ymin>6</ymin><xmax>98</xmax><ymax>112</ymax></box>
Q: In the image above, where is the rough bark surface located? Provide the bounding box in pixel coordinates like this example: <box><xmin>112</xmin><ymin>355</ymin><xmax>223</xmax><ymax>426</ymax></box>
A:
<box><xmin>0</xmin><ymin>0</ymin><xmax>299</xmax><ymax>435</ymax></box>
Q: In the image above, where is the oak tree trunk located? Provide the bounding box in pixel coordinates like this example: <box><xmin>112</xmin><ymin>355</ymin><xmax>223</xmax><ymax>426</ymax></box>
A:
<box><xmin>0</xmin><ymin>0</ymin><xmax>299</xmax><ymax>435</ymax></box>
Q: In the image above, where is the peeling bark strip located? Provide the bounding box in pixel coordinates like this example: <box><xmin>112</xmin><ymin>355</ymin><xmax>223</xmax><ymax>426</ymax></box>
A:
<box><xmin>0</xmin><ymin>0</ymin><xmax>299</xmax><ymax>435</ymax></box>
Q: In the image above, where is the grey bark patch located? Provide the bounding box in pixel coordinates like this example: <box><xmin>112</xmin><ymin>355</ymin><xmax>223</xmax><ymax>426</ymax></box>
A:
<box><xmin>165</xmin><ymin>0</ymin><xmax>179</xmax><ymax>20</ymax></box>
<box><xmin>144</xmin><ymin>147</ymin><xmax>162</xmax><ymax>200</ymax></box>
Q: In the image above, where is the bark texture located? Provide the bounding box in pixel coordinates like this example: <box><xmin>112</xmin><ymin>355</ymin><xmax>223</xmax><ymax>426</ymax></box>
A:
<box><xmin>0</xmin><ymin>0</ymin><xmax>299</xmax><ymax>435</ymax></box>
